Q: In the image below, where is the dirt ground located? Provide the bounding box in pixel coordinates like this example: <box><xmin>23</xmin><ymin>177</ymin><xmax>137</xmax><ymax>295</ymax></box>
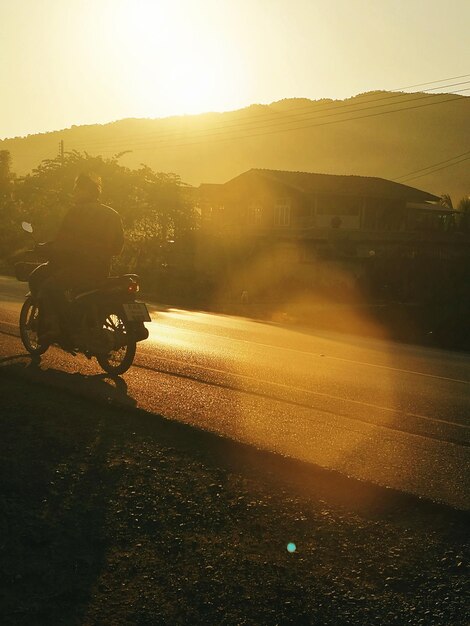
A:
<box><xmin>0</xmin><ymin>367</ymin><xmax>468</xmax><ymax>625</ymax></box>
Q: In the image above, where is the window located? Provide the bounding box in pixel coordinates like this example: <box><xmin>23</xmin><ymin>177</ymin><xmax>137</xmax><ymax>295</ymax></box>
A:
<box><xmin>274</xmin><ymin>199</ymin><xmax>291</xmax><ymax>226</ymax></box>
<box><xmin>248</xmin><ymin>204</ymin><xmax>263</xmax><ymax>225</ymax></box>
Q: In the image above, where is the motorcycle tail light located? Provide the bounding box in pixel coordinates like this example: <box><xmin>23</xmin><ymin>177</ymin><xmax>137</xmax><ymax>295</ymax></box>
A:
<box><xmin>128</xmin><ymin>281</ymin><xmax>139</xmax><ymax>293</ymax></box>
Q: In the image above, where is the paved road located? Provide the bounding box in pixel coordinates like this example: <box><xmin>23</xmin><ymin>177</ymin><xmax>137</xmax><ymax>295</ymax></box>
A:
<box><xmin>1</xmin><ymin>275</ymin><xmax>469</xmax><ymax>509</ymax></box>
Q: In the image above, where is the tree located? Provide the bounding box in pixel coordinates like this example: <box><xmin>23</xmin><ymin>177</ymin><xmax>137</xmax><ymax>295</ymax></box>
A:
<box><xmin>0</xmin><ymin>150</ymin><xmax>13</xmax><ymax>198</ymax></box>
<box><xmin>457</xmin><ymin>196</ymin><xmax>470</xmax><ymax>233</ymax></box>
<box><xmin>439</xmin><ymin>193</ymin><xmax>453</xmax><ymax>210</ymax></box>
<box><xmin>0</xmin><ymin>151</ymin><xmax>21</xmax><ymax>261</ymax></box>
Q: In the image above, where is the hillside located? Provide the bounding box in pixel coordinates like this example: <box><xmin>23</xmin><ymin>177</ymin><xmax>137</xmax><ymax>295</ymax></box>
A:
<box><xmin>2</xmin><ymin>91</ymin><xmax>469</xmax><ymax>201</ymax></box>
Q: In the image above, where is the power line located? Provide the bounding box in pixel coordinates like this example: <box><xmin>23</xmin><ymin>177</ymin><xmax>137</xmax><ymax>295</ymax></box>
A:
<box><xmin>69</xmin><ymin>83</ymin><xmax>468</xmax><ymax>151</ymax></box>
<box><xmin>389</xmin><ymin>72</ymin><xmax>470</xmax><ymax>90</ymax></box>
<box><xmin>398</xmin><ymin>153</ymin><xmax>470</xmax><ymax>184</ymax></box>
<box><xmin>67</xmin><ymin>75</ymin><xmax>470</xmax><ymax>151</ymax></box>
<box><xmin>160</xmin><ymin>90</ymin><xmax>470</xmax><ymax>150</ymax></box>
<box><xmin>394</xmin><ymin>149</ymin><xmax>470</xmax><ymax>181</ymax></box>
<box><xmin>67</xmin><ymin>88</ymin><xmax>470</xmax><ymax>154</ymax></box>
<box><xmin>71</xmin><ymin>79</ymin><xmax>470</xmax><ymax>150</ymax></box>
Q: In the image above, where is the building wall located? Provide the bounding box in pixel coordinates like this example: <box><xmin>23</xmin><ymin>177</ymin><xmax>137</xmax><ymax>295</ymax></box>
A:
<box><xmin>198</xmin><ymin>177</ymin><xmax>453</xmax><ymax>237</ymax></box>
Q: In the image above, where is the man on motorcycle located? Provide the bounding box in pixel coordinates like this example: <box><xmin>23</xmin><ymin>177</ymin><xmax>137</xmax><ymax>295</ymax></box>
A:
<box><xmin>39</xmin><ymin>173</ymin><xmax>124</xmax><ymax>343</ymax></box>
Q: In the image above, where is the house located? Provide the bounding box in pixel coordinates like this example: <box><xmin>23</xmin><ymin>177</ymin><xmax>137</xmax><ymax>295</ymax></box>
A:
<box><xmin>195</xmin><ymin>169</ymin><xmax>467</xmax><ymax>304</ymax></box>
<box><xmin>198</xmin><ymin>168</ymin><xmax>449</xmax><ymax>238</ymax></box>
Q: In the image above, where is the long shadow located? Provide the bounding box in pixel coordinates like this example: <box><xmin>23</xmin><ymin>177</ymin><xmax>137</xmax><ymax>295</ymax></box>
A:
<box><xmin>0</xmin><ymin>354</ymin><xmax>137</xmax><ymax>409</ymax></box>
<box><xmin>0</xmin><ymin>368</ymin><xmax>128</xmax><ymax>625</ymax></box>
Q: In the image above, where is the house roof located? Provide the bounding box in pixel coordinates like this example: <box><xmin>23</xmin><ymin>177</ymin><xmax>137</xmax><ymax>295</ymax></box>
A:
<box><xmin>225</xmin><ymin>169</ymin><xmax>439</xmax><ymax>203</ymax></box>
<box><xmin>199</xmin><ymin>183</ymin><xmax>223</xmax><ymax>191</ymax></box>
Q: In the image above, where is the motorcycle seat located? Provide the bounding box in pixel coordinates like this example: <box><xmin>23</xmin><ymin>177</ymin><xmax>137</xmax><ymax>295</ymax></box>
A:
<box><xmin>71</xmin><ymin>274</ymin><xmax>140</xmax><ymax>301</ymax></box>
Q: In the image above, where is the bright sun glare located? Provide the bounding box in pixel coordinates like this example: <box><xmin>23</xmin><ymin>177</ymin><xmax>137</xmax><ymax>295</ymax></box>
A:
<box><xmin>112</xmin><ymin>1</ymin><xmax>240</xmax><ymax>117</ymax></box>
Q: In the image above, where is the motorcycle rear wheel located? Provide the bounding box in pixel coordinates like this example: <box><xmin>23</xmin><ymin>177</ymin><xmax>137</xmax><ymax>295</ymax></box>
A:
<box><xmin>19</xmin><ymin>296</ymin><xmax>49</xmax><ymax>356</ymax></box>
<box><xmin>96</xmin><ymin>309</ymin><xmax>136</xmax><ymax>375</ymax></box>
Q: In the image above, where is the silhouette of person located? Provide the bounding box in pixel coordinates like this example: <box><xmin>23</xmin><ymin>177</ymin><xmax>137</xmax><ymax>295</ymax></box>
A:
<box><xmin>38</xmin><ymin>173</ymin><xmax>124</xmax><ymax>342</ymax></box>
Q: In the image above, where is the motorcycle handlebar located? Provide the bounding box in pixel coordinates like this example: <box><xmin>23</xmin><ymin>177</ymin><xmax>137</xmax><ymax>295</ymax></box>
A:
<box><xmin>35</xmin><ymin>241</ymin><xmax>54</xmax><ymax>256</ymax></box>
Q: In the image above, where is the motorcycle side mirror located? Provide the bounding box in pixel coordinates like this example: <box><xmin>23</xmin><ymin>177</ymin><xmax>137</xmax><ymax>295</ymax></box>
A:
<box><xmin>22</xmin><ymin>222</ymin><xmax>34</xmax><ymax>233</ymax></box>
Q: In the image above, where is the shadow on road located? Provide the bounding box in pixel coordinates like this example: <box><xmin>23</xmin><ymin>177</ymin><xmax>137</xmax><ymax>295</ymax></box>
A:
<box><xmin>0</xmin><ymin>354</ymin><xmax>137</xmax><ymax>409</ymax></box>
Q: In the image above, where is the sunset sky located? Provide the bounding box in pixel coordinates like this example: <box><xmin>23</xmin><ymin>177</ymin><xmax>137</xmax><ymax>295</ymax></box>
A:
<box><xmin>1</xmin><ymin>0</ymin><xmax>469</xmax><ymax>139</ymax></box>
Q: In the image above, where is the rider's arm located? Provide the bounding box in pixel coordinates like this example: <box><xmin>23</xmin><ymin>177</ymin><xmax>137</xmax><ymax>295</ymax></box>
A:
<box><xmin>112</xmin><ymin>214</ymin><xmax>125</xmax><ymax>256</ymax></box>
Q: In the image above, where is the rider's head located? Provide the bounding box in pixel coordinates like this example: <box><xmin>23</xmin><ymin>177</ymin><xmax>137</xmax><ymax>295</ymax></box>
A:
<box><xmin>73</xmin><ymin>173</ymin><xmax>102</xmax><ymax>203</ymax></box>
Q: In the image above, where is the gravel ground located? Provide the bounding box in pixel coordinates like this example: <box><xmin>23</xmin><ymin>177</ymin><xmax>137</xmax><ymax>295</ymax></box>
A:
<box><xmin>0</xmin><ymin>369</ymin><xmax>468</xmax><ymax>626</ymax></box>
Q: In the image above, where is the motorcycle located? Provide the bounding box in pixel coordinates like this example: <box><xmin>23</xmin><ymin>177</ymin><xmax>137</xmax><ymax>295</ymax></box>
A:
<box><xmin>15</xmin><ymin>222</ymin><xmax>150</xmax><ymax>375</ymax></box>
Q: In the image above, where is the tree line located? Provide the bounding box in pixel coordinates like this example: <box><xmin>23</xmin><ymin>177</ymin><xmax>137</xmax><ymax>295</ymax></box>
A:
<box><xmin>0</xmin><ymin>149</ymin><xmax>203</xmax><ymax>302</ymax></box>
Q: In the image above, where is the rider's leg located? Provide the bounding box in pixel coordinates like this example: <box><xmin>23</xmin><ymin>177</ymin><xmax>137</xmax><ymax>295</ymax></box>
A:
<box><xmin>38</xmin><ymin>269</ymin><xmax>69</xmax><ymax>340</ymax></box>
<box><xmin>29</xmin><ymin>262</ymin><xmax>53</xmax><ymax>300</ymax></box>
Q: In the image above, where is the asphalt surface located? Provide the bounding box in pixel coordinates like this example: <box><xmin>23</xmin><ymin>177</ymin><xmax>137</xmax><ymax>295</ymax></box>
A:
<box><xmin>1</xmin><ymin>275</ymin><xmax>469</xmax><ymax>509</ymax></box>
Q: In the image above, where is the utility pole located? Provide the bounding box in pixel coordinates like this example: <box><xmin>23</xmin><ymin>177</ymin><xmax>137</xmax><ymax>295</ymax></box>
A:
<box><xmin>59</xmin><ymin>139</ymin><xmax>64</xmax><ymax>166</ymax></box>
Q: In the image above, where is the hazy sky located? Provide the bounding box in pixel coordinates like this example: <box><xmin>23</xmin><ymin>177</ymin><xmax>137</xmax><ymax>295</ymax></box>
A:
<box><xmin>1</xmin><ymin>0</ymin><xmax>469</xmax><ymax>139</ymax></box>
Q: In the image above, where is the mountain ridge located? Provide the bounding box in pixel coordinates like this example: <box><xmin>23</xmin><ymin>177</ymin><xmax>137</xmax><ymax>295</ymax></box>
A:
<box><xmin>2</xmin><ymin>91</ymin><xmax>469</xmax><ymax>201</ymax></box>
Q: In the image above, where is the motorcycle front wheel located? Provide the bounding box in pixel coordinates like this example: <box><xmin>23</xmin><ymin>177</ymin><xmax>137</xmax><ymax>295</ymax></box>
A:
<box><xmin>96</xmin><ymin>309</ymin><xmax>136</xmax><ymax>375</ymax></box>
<box><xmin>19</xmin><ymin>296</ymin><xmax>48</xmax><ymax>356</ymax></box>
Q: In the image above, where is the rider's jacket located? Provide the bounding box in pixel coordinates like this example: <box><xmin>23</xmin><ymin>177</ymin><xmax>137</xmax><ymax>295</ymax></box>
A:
<box><xmin>54</xmin><ymin>201</ymin><xmax>124</xmax><ymax>278</ymax></box>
